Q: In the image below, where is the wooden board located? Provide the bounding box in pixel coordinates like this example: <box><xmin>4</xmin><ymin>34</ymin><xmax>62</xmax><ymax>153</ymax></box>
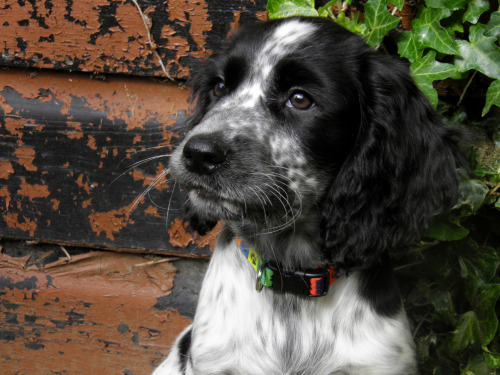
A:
<box><xmin>0</xmin><ymin>68</ymin><xmax>220</xmax><ymax>255</ymax></box>
<box><xmin>0</xmin><ymin>0</ymin><xmax>267</xmax><ymax>79</ymax></box>
<box><xmin>0</xmin><ymin>239</ymin><xmax>207</xmax><ymax>375</ymax></box>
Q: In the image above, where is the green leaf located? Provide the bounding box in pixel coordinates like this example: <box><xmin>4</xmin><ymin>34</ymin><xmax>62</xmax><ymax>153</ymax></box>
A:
<box><xmin>444</xmin><ymin>0</ymin><xmax>467</xmax><ymax>11</ymax></box>
<box><xmin>426</xmin><ymin>0</ymin><xmax>446</xmax><ymax>8</ymax></box>
<box><xmin>388</xmin><ymin>0</ymin><xmax>405</xmax><ymax>11</ymax></box>
<box><xmin>463</xmin><ymin>0</ymin><xmax>489</xmax><ymax>24</ymax></box>
<box><xmin>459</xmin><ymin>257</ymin><xmax>500</xmax><ymax>346</ymax></box>
<box><xmin>410</xmin><ymin>50</ymin><xmax>458</xmax><ymax>106</ymax></box>
<box><xmin>411</xmin><ymin>7</ymin><xmax>459</xmax><ymax>55</ymax></box>
<box><xmin>474</xmin><ymin>286</ymin><xmax>500</xmax><ymax>344</ymax></box>
<box><xmin>461</xmin><ymin>245</ymin><xmax>500</xmax><ymax>283</ymax></box>
<box><xmin>397</xmin><ymin>31</ymin><xmax>422</xmax><ymax>63</ymax></box>
<box><xmin>318</xmin><ymin>0</ymin><xmax>336</xmax><ymax>16</ymax></box>
<box><xmin>424</xmin><ymin>216</ymin><xmax>469</xmax><ymax>241</ymax></box>
<box><xmin>335</xmin><ymin>11</ymin><xmax>369</xmax><ymax>36</ymax></box>
<box><xmin>483</xmin><ymin>80</ymin><xmax>500</xmax><ymax>116</ymax></box>
<box><xmin>485</xmin><ymin>11</ymin><xmax>500</xmax><ymax>39</ymax></box>
<box><xmin>363</xmin><ymin>0</ymin><xmax>401</xmax><ymax>47</ymax></box>
<box><xmin>455</xmin><ymin>24</ymin><xmax>500</xmax><ymax>80</ymax></box>
<box><xmin>266</xmin><ymin>0</ymin><xmax>319</xmax><ymax>19</ymax></box>
<box><xmin>483</xmin><ymin>346</ymin><xmax>500</xmax><ymax>368</ymax></box>
<box><xmin>462</xmin><ymin>355</ymin><xmax>491</xmax><ymax>375</ymax></box>
<box><xmin>455</xmin><ymin>178</ymin><xmax>489</xmax><ymax>212</ymax></box>
<box><xmin>448</xmin><ymin>310</ymin><xmax>483</xmax><ymax>353</ymax></box>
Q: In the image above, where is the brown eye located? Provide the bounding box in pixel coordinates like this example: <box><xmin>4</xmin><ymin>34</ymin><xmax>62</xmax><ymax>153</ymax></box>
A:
<box><xmin>286</xmin><ymin>91</ymin><xmax>313</xmax><ymax>110</ymax></box>
<box><xmin>213</xmin><ymin>81</ymin><xmax>227</xmax><ymax>98</ymax></box>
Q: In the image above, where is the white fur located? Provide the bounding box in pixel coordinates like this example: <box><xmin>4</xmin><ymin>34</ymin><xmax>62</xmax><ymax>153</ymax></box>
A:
<box><xmin>153</xmin><ymin>231</ymin><xmax>416</xmax><ymax>375</ymax></box>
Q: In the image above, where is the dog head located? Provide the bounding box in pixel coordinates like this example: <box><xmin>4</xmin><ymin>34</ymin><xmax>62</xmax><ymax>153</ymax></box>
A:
<box><xmin>169</xmin><ymin>17</ymin><xmax>464</xmax><ymax>271</ymax></box>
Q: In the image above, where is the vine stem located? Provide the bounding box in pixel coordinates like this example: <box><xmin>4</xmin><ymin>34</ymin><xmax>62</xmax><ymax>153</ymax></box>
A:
<box><xmin>457</xmin><ymin>70</ymin><xmax>477</xmax><ymax>107</ymax></box>
<box><xmin>131</xmin><ymin>0</ymin><xmax>174</xmax><ymax>81</ymax></box>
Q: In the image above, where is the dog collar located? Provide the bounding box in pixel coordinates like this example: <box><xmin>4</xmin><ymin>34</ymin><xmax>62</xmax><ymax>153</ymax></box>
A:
<box><xmin>235</xmin><ymin>237</ymin><xmax>336</xmax><ymax>297</ymax></box>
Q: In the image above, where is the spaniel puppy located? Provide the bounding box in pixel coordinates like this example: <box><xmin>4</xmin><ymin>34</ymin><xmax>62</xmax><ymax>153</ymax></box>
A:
<box><xmin>154</xmin><ymin>16</ymin><xmax>463</xmax><ymax>375</ymax></box>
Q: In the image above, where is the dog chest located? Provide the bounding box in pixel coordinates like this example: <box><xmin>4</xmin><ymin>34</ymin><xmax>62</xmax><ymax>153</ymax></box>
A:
<box><xmin>186</xmin><ymin>239</ymin><xmax>416</xmax><ymax>375</ymax></box>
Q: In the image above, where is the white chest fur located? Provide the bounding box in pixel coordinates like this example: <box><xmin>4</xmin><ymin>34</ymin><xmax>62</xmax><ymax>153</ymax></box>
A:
<box><xmin>180</xmin><ymin>236</ymin><xmax>416</xmax><ymax>375</ymax></box>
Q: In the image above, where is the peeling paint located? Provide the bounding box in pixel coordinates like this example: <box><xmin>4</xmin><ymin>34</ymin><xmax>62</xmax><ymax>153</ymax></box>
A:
<box><xmin>17</xmin><ymin>177</ymin><xmax>50</xmax><ymax>201</ymax></box>
<box><xmin>0</xmin><ymin>68</ymin><xmax>211</xmax><ymax>255</ymax></box>
<box><xmin>14</xmin><ymin>146</ymin><xmax>37</xmax><ymax>171</ymax></box>
<box><xmin>0</xmin><ymin>0</ymin><xmax>268</xmax><ymax>78</ymax></box>
<box><xmin>3</xmin><ymin>213</ymin><xmax>37</xmax><ymax>236</ymax></box>
<box><xmin>0</xmin><ymin>249</ymin><xmax>191</xmax><ymax>374</ymax></box>
<box><xmin>168</xmin><ymin>219</ymin><xmax>223</xmax><ymax>252</ymax></box>
<box><xmin>89</xmin><ymin>206</ymin><xmax>135</xmax><ymax>241</ymax></box>
<box><xmin>0</xmin><ymin>161</ymin><xmax>14</xmax><ymax>179</ymax></box>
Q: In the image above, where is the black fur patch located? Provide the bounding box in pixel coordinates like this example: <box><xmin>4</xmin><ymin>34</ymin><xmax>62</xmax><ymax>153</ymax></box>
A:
<box><xmin>178</xmin><ymin>328</ymin><xmax>192</xmax><ymax>373</ymax></box>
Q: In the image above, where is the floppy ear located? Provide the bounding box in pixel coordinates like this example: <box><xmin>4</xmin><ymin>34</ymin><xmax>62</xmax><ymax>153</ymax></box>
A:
<box><xmin>321</xmin><ymin>53</ymin><xmax>465</xmax><ymax>272</ymax></box>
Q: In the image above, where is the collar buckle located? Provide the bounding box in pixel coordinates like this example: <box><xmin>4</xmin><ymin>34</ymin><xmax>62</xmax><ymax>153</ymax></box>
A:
<box><xmin>236</xmin><ymin>237</ymin><xmax>336</xmax><ymax>297</ymax></box>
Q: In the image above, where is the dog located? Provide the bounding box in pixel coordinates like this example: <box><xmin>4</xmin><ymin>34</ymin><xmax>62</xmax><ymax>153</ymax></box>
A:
<box><xmin>153</xmin><ymin>16</ymin><xmax>464</xmax><ymax>375</ymax></box>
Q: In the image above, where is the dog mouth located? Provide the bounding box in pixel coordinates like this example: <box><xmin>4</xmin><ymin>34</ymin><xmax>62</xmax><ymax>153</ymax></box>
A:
<box><xmin>188</xmin><ymin>187</ymin><xmax>244</xmax><ymax>219</ymax></box>
<box><xmin>192</xmin><ymin>187</ymin><xmax>220</xmax><ymax>201</ymax></box>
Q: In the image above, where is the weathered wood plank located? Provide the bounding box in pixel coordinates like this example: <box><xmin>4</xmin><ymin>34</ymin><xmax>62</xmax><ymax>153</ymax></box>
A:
<box><xmin>0</xmin><ymin>242</ymin><xmax>200</xmax><ymax>375</ymax></box>
<box><xmin>0</xmin><ymin>0</ymin><xmax>267</xmax><ymax>78</ymax></box>
<box><xmin>0</xmin><ymin>68</ymin><xmax>217</xmax><ymax>255</ymax></box>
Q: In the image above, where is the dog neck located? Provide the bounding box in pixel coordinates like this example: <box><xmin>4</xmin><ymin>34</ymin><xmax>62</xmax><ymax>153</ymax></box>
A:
<box><xmin>227</xmin><ymin>207</ymin><xmax>325</xmax><ymax>270</ymax></box>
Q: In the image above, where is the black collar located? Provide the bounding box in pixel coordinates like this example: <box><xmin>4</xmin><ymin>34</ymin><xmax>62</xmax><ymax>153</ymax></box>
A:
<box><xmin>236</xmin><ymin>237</ymin><xmax>336</xmax><ymax>297</ymax></box>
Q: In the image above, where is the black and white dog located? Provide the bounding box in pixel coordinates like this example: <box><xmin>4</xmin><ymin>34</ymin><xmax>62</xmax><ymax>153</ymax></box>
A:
<box><xmin>154</xmin><ymin>16</ymin><xmax>463</xmax><ymax>375</ymax></box>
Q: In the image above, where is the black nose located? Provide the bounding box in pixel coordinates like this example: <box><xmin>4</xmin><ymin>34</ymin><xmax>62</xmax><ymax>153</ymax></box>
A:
<box><xmin>183</xmin><ymin>134</ymin><xmax>226</xmax><ymax>175</ymax></box>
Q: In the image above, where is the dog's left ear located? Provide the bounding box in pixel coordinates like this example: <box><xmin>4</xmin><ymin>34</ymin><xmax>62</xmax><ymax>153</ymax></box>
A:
<box><xmin>321</xmin><ymin>52</ymin><xmax>465</xmax><ymax>272</ymax></box>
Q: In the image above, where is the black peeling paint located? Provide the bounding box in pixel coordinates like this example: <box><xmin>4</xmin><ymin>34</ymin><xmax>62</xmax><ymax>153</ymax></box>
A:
<box><xmin>0</xmin><ymin>276</ymin><xmax>38</xmax><ymax>291</ymax></box>
<box><xmin>153</xmin><ymin>259</ymin><xmax>207</xmax><ymax>318</ymax></box>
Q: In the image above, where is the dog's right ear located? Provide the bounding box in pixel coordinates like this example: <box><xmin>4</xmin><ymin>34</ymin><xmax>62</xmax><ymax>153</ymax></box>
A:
<box><xmin>320</xmin><ymin>52</ymin><xmax>465</xmax><ymax>273</ymax></box>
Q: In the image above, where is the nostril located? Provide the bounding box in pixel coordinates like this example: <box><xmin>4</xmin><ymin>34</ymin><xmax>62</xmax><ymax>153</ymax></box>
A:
<box><xmin>183</xmin><ymin>135</ymin><xmax>226</xmax><ymax>175</ymax></box>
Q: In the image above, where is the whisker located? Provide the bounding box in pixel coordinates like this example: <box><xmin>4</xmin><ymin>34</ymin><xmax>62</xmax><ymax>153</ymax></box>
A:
<box><xmin>128</xmin><ymin>168</ymin><xmax>170</xmax><ymax>214</ymax></box>
<box><xmin>111</xmin><ymin>154</ymin><xmax>171</xmax><ymax>185</ymax></box>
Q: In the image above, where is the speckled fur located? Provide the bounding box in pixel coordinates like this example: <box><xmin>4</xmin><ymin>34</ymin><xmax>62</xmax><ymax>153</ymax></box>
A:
<box><xmin>154</xmin><ymin>16</ymin><xmax>464</xmax><ymax>375</ymax></box>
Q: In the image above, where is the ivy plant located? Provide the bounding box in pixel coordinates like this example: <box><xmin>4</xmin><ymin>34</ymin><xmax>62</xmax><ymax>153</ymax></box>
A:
<box><xmin>267</xmin><ymin>0</ymin><xmax>500</xmax><ymax>373</ymax></box>
<box><xmin>267</xmin><ymin>0</ymin><xmax>500</xmax><ymax>114</ymax></box>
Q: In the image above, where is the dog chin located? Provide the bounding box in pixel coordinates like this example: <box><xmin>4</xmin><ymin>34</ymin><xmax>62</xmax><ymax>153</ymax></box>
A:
<box><xmin>188</xmin><ymin>189</ymin><xmax>241</xmax><ymax>221</ymax></box>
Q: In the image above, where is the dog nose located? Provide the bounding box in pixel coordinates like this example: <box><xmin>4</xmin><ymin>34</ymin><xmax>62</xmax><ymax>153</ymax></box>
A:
<box><xmin>183</xmin><ymin>135</ymin><xmax>226</xmax><ymax>175</ymax></box>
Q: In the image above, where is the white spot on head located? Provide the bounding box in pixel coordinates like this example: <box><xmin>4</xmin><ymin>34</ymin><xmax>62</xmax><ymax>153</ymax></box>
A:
<box><xmin>271</xmin><ymin>19</ymin><xmax>318</xmax><ymax>48</ymax></box>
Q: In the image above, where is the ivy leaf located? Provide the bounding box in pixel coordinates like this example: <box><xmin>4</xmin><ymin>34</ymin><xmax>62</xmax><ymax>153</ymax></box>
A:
<box><xmin>462</xmin><ymin>355</ymin><xmax>491</xmax><ymax>375</ymax></box>
<box><xmin>397</xmin><ymin>31</ymin><xmax>422</xmax><ymax>63</ymax></box>
<box><xmin>410</xmin><ymin>50</ymin><xmax>457</xmax><ymax>106</ymax></box>
<box><xmin>426</xmin><ymin>0</ymin><xmax>446</xmax><ymax>8</ymax></box>
<box><xmin>411</xmin><ymin>7</ymin><xmax>459</xmax><ymax>55</ymax></box>
<box><xmin>483</xmin><ymin>346</ymin><xmax>500</xmax><ymax>368</ymax></box>
<box><xmin>448</xmin><ymin>310</ymin><xmax>483</xmax><ymax>353</ymax></box>
<box><xmin>363</xmin><ymin>0</ymin><xmax>401</xmax><ymax>47</ymax></box>
<box><xmin>266</xmin><ymin>0</ymin><xmax>318</xmax><ymax>19</ymax></box>
<box><xmin>455</xmin><ymin>178</ymin><xmax>489</xmax><ymax>212</ymax></box>
<box><xmin>318</xmin><ymin>0</ymin><xmax>336</xmax><ymax>16</ymax></box>
<box><xmin>455</xmin><ymin>23</ymin><xmax>500</xmax><ymax>80</ymax></box>
<box><xmin>335</xmin><ymin>11</ymin><xmax>369</xmax><ymax>37</ymax></box>
<box><xmin>485</xmin><ymin>11</ymin><xmax>500</xmax><ymax>39</ymax></box>
<box><xmin>463</xmin><ymin>0</ymin><xmax>489</xmax><ymax>24</ymax></box>
<box><xmin>482</xmin><ymin>80</ymin><xmax>500</xmax><ymax>116</ymax></box>
<box><xmin>459</xmin><ymin>257</ymin><xmax>500</xmax><ymax>346</ymax></box>
<box><xmin>473</xmin><ymin>286</ymin><xmax>500</xmax><ymax>345</ymax></box>
<box><xmin>424</xmin><ymin>217</ymin><xmax>469</xmax><ymax>241</ymax></box>
<box><xmin>388</xmin><ymin>0</ymin><xmax>405</xmax><ymax>11</ymax></box>
<box><xmin>461</xmin><ymin>245</ymin><xmax>500</xmax><ymax>283</ymax></box>
<box><xmin>444</xmin><ymin>0</ymin><xmax>467</xmax><ymax>11</ymax></box>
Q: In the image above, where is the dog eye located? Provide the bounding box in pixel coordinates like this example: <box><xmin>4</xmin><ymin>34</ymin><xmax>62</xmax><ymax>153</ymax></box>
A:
<box><xmin>213</xmin><ymin>81</ymin><xmax>227</xmax><ymax>98</ymax></box>
<box><xmin>286</xmin><ymin>91</ymin><xmax>313</xmax><ymax>110</ymax></box>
